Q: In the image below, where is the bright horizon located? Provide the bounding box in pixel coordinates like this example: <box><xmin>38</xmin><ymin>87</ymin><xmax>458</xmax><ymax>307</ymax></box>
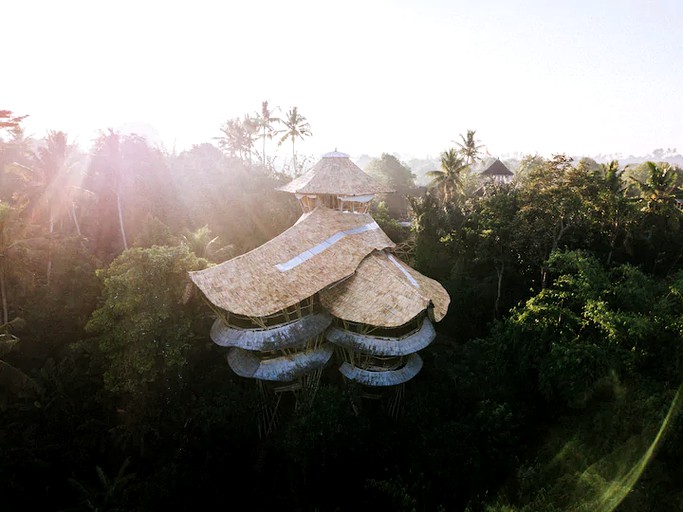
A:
<box><xmin>4</xmin><ymin>0</ymin><xmax>682</xmax><ymax>162</ymax></box>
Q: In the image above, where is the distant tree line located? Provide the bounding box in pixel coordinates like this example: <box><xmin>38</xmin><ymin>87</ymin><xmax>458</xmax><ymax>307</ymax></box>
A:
<box><xmin>216</xmin><ymin>101</ymin><xmax>312</xmax><ymax>174</ymax></box>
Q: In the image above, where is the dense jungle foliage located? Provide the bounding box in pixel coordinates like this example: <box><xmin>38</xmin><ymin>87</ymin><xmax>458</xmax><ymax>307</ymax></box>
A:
<box><xmin>1</xmin><ymin>110</ymin><xmax>682</xmax><ymax>511</ymax></box>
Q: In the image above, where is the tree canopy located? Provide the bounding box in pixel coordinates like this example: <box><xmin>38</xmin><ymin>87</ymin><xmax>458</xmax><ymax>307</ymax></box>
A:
<box><xmin>1</xmin><ymin>109</ymin><xmax>682</xmax><ymax>512</ymax></box>
<box><xmin>364</xmin><ymin>153</ymin><xmax>416</xmax><ymax>190</ymax></box>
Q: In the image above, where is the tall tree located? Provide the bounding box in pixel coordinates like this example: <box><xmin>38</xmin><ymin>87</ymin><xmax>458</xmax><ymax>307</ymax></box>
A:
<box><xmin>455</xmin><ymin>129</ymin><xmax>483</xmax><ymax>165</ymax></box>
<box><xmin>630</xmin><ymin>161</ymin><xmax>683</xmax><ymax>272</ymax></box>
<box><xmin>426</xmin><ymin>149</ymin><xmax>468</xmax><ymax>203</ymax></box>
<box><xmin>631</xmin><ymin>161</ymin><xmax>682</xmax><ymax>215</ymax></box>
<box><xmin>0</xmin><ymin>110</ymin><xmax>28</xmax><ymax>136</ymax></box>
<box><xmin>514</xmin><ymin>154</ymin><xmax>594</xmax><ymax>287</ymax></box>
<box><xmin>89</xmin><ymin>130</ymin><xmax>129</xmax><ymax>252</ymax></box>
<box><xmin>594</xmin><ymin>160</ymin><xmax>636</xmax><ymax>265</ymax></box>
<box><xmin>217</xmin><ymin>116</ymin><xmax>258</xmax><ymax>164</ymax></box>
<box><xmin>30</xmin><ymin>131</ymin><xmax>69</xmax><ymax>284</ymax></box>
<box><xmin>255</xmin><ymin>101</ymin><xmax>280</xmax><ymax>169</ymax></box>
<box><xmin>0</xmin><ymin>202</ymin><xmax>40</xmax><ymax>326</ymax></box>
<box><xmin>86</xmin><ymin>245</ymin><xmax>208</xmax><ymax>398</ymax></box>
<box><xmin>364</xmin><ymin>153</ymin><xmax>415</xmax><ymax>190</ymax></box>
<box><xmin>0</xmin><ymin>116</ymin><xmax>32</xmax><ymax>203</ymax></box>
<box><xmin>278</xmin><ymin>107</ymin><xmax>311</xmax><ymax>174</ymax></box>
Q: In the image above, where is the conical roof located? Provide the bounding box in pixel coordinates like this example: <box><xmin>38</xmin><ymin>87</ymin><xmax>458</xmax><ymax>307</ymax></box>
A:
<box><xmin>320</xmin><ymin>250</ymin><xmax>450</xmax><ymax>327</ymax></box>
<box><xmin>278</xmin><ymin>151</ymin><xmax>394</xmax><ymax>196</ymax></box>
<box><xmin>481</xmin><ymin>158</ymin><xmax>513</xmax><ymax>176</ymax></box>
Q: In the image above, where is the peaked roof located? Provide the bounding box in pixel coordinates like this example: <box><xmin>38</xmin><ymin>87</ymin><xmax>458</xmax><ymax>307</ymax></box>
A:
<box><xmin>481</xmin><ymin>158</ymin><xmax>513</xmax><ymax>176</ymax></box>
<box><xmin>320</xmin><ymin>250</ymin><xmax>450</xmax><ymax>327</ymax></box>
<box><xmin>190</xmin><ymin>207</ymin><xmax>394</xmax><ymax>317</ymax></box>
<box><xmin>278</xmin><ymin>151</ymin><xmax>394</xmax><ymax>196</ymax></box>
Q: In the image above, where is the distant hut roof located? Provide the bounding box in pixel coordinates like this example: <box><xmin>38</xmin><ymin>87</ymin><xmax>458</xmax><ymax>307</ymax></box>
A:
<box><xmin>190</xmin><ymin>207</ymin><xmax>394</xmax><ymax>318</ymax></box>
<box><xmin>481</xmin><ymin>158</ymin><xmax>513</xmax><ymax>177</ymax></box>
<box><xmin>326</xmin><ymin>318</ymin><xmax>436</xmax><ymax>356</ymax></box>
<box><xmin>227</xmin><ymin>344</ymin><xmax>334</xmax><ymax>381</ymax></box>
<box><xmin>339</xmin><ymin>353</ymin><xmax>423</xmax><ymax>386</ymax></box>
<box><xmin>278</xmin><ymin>151</ymin><xmax>394</xmax><ymax>196</ymax></box>
<box><xmin>320</xmin><ymin>250</ymin><xmax>450</xmax><ymax>327</ymax></box>
<box><xmin>210</xmin><ymin>313</ymin><xmax>332</xmax><ymax>351</ymax></box>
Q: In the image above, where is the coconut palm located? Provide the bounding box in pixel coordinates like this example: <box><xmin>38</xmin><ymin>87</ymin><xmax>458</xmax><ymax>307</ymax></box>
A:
<box><xmin>0</xmin><ymin>110</ymin><xmax>28</xmax><ymax>136</ymax></box>
<box><xmin>631</xmin><ymin>161</ymin><xmax>682</xmax><ymax>213</ymax></box>
<box><xmin>278</xmin><ymin>107</ymin><xmax>311</xmax><ymax>174</ymax></box>
<box><xmin>217</xmin><ymin>116</ymin><xmax>258</xmax><ymax>163</ymax></box>
<box><xmin>596</xmin><ymin>161</ymin><xmax>635</xmax><ymax>265</ymax></box>
<box><xmin>90</xmin><ymin>130</ymin><xmax>129</xmax><ymax>251</ymax></box>
<box><xmin>455</xmin><ymin>129</ymin><xmax>483</xmax><ymax>166</ymax></box>
<box><xmin>426</xmin><ymin>149</ymin><xmax>468</xmax><ymax>203</ymax></box>
<box><xmin>181</xmin><ymin>225</ymin><xmax>233</xmax><ymax>262</ymax></box>
<box><xmin>0</xmin><ymin>203</ymin><xmax>43</xmax><ymax>325</ymax></box>
<box><xmin>255</xmin><ymin>101</ymin><xmax>280</xmax><ymax>169</ymax></box>
<box><xmin>9</xmin><ymin>131</ymin><xmax>88</xmax><ymax>284</ymax></box>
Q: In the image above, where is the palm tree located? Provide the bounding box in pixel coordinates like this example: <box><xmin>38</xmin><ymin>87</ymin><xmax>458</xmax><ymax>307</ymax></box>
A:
<box><xmin>181</xmin><ymin>225</ymin><xmax>233</xmax><ymax>262</ymax></box>
<box><xmin>597</xmin><ymin>161</ymin><xmax>633</xmax><ymax>265</ymax></box>
<box><xmin>255</xmin><ymin>101</ymin><xmax>280</xmax><ymax>169</ymax></box>
<box><xmin>91</xmin><ymin>130</ymin><xmax>129</xmax><ymax>251</ymax></box>
<box><xmin>0</xmin><ymin>203</ymin><xmax>42</xmax><ymax>326</ymax></box>
<box><xmin>9</xmin><ymin>131</ymin><xmax>87</xmax><ymax>284</ymax></box>
<box><xmin>455</xmin><ymin>129</ymin><xmax>483</xmax><ymax>166</ymax></box>
<box><xmin>0</xmin><ymin>110</ymin><xmax>28</xmax><ymax>136</ymax></box>
<box><xmin>0</xmin><ymin>203</ymin><xmax>15</xmax><ymax>327</ymax></box>
<box><xmin>278</xmin><ymin>107</ymin><xmax>311</xmax><ymax>174</ymax></box>
<box><xmin>426</xmin><ymin>149</ymin><xmax>468</xmax><ymax>203</ymax></box>
<box><xmin>217</xmin><ymin>116</ymin><xmax>258</xmax><ymax>163</ymax></box>
<box><xmin>631</xmin><ymin>161</ymin><xmax>682</xmax><ymax>213</ymax></box>
<box><xmin>33</xmin><ymin>131</ymin><xmax>68</xmax><ymax>284</ymax></box>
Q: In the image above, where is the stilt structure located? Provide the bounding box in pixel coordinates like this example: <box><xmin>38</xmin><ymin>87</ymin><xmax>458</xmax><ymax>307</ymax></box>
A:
<box><xmin>190</xmin><ymin>151</ymin><xmax>450</xmax><ymax>416</ymax></box>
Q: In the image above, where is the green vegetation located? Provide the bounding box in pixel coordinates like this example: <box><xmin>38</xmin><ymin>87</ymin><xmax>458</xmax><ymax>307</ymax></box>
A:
<box><xmin>1</xmin><ymin>109</ymin><xmax>682</xmax><ymax>511</ymax></box>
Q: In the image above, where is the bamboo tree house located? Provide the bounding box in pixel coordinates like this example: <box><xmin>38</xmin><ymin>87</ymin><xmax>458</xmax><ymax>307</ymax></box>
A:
<box><xmin>190</xmin><ymin>151</ymin><xmax>450</xmax><ymax>392</ymax></box>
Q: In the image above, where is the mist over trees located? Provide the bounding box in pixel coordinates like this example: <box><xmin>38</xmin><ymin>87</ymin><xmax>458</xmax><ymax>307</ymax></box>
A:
<box><xmin>1</xmin><ymin>108</ymin><xmax>682</xmax><ymax>511</ymax></box>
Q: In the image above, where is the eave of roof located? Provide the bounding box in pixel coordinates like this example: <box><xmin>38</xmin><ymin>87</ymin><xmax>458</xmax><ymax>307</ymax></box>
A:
<box><xmin>320</xmin><ymin>250</ymin><xmax>450</xmax><ymax>327</ymax></box>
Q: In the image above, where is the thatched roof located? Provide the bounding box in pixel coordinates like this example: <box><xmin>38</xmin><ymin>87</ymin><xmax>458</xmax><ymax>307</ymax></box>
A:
<box><xmin>481</xmin><ymin>158</ymin><xmax>513</xmax><ymax>176</ymax></box>
<box><xmin>320</xmin><ymin>251</ymin><xmax>450</xmax><ymax>327</ymax></box>
<box><xmin>190</xmin><ymin>208</ymin><xmax>394</xmax><ymax>317</ymax></box>
<box><xmin>326</xmin><ymin>318</ymin><xmax>435</xmax><ymax>356</ymax></box>
<box><xmin>278</xmin><ymin>151</ymin><xmax>394</xmax><ymax>196</ymax></box>
<box><xmin>210</xmin><ymin>313</ymin><xmax>332</xmax><ymax>351</ymax></box>
<box><xmin>339</xmin><ymin>353</ymin><xmax>423</xmax><ymax>386</ymax></box>
<box><xmin>227</xmin><ymin>343</ymin><xmax>334</xmax><ymax>382</ymax></box>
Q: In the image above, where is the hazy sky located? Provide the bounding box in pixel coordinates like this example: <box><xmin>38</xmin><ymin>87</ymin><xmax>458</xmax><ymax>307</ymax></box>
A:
<box><xmin>4</xmin><ymin>0</ymin><xmax>682</xmax><ymax>161</ymax></box>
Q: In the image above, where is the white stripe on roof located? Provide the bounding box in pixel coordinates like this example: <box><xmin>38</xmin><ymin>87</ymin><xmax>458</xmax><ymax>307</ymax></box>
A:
<box><xmin>275</xmin><ymin>222</ymin><xmax>380</xmax><ymax>272</ymax></box>
<box><xmin>387</xmin><ymin>253</ymin><xmax>420</xmax><ymax>288</ymax></box>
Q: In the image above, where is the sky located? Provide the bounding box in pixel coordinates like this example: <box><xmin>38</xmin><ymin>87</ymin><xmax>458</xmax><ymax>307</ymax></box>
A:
<box><xmin>3</xmin><ymin>0</ymin><xmax>683</xmax><ymax>162</ymax></box>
